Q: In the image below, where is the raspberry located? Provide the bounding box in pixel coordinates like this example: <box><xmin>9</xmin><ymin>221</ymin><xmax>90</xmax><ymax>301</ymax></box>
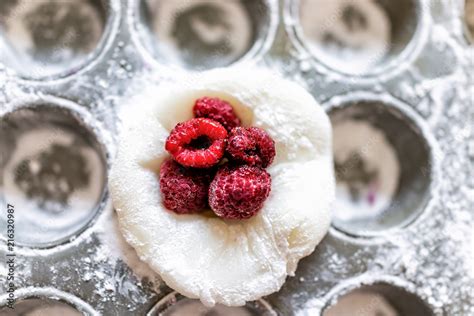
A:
<box><xmin>166</xmin><ymin>118</ymin><xmax>228</xmax><ymax>168</ymax></box>
<box><xmin>226</xmin><ymin>127</ymin><xmax>276</xmax><ymax>168</ymax></box>
<box><xmin>193</xmin><ymin>97</ymin><xmax>241</xmax><ymax>132</ymax></box>
<box><xmin>209</xmin><ymin>165</ymin><xmax>271</xmax><ymax>220</ymax></box>
<box><xmin>159</xmin><ymin>159</ymin><xmax>213</xmax><ymax>214</ymax></box>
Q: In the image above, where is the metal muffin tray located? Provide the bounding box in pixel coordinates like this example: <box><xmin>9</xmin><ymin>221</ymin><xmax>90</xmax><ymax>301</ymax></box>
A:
<box><xmin>0</xmin><ymin>0</ymin><xmax>473</xmax><ymax>315</ymax></box>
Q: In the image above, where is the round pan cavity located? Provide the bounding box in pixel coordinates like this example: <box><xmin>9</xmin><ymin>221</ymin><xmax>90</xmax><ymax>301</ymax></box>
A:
<box><xmin>0</xmin><ymin>96</ymin><xmax>110</xmax><ymax>248</ymax></box>
<box><xmin>0</xmin><ymin>287</ymin><xmax>99</xmax><ymax>315</ymax></box>
<box><xmin>322</xmin><ymin>277</ymin><xmax>434</xmax><ymax>316</ymax></box>
<box><xmin>325</xmin><ymin>92</ymin><xmax>439</xmax><ymax>237</ymax></box>
<box><xmin>285</xmin><ymin>0</ymin><xmax>429</xmax><ymax>79</ymax></box>
<box><xmin>465</xmin><ymin>0</ymin><xmax>474</xmax><ymax>43</ymax></box>
<box><xmin>130</xmin><ymin>0</ymin><xmax>278</xmax><ymax>70</ymax></box>
<box><xmin>0</xmin><ymin>0</ymin><xmax>120</xmax><ymax>81</ymax></box>
<box><xmin>147</xmin><ymin>292</ymin><xmax>277</xmax><ymax>316</ymax></box>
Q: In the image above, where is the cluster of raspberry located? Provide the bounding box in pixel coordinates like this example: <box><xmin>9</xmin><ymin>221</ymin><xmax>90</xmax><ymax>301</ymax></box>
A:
<box><xmin>160</xmin><ymin>97</ymin><xmax>275</xmax><ymax>220</ymax></box>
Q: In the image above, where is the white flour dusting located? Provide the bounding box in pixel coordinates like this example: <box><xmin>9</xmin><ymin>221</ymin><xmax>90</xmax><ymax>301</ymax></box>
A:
<box><xmin>95</xmin><ymin>207</ymin><xmax>164</xmax><ymax>291</ymax></box>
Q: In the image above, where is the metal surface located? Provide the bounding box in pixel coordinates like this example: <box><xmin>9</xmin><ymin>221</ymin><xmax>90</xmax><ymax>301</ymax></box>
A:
<box><xmin>0</xmin><ymin>0</ymin><xmax>473</xmax><ymax>315</ymax></box>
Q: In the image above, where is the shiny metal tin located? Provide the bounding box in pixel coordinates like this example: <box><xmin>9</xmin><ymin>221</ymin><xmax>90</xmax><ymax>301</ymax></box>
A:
<box><xmin>0</xmin><ymin>0</ymin><xmax>472</xmax><ymax>315</ymax></box>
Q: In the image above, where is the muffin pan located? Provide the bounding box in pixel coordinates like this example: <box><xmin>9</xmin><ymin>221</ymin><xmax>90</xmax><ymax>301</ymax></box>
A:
<box><xmin>0</xmin><ymin>0</ymin><xmax>472</xmax><ymax>315</ymax></box>
<box><xmin>326</xmin><ymin>92</ymin><xmax>436</xmax><ymax>236</ymax></box>
<box><xmin>466</xmin><ymin>0</ymin><xmax>474</xmax><ymax>42</ymax></box>
<box><xmin>131</xmin><ymin>0</ymin><xmax>278</xmax><ymax>70</ymax></box>
<box><xmin>0</xmin><ymin>97</ymin><xmax>109</xmax><ymax>248</ymax></box>
<box><xmin>321</xmin><ymin>276</ymin><xmax>434</xmax><ymax>316</ymax></box>
<box><xmin>0</xmin><ymin>0</ymin><xmax>120</xmax><ymax>80</ymax></box>
<box><xmin>288</xmin><ymin>0</ymin><xmax>427</xmax><ymax>77</ymax></box>
<box><xmin>147</xmin><ymin>292</ymin><xmax>277</xmax><ymax>316</ymax></box>
<box><xmin>0</xmin><ymin>287</ymin><xmax>98</xmax><ymax>315</ymax></box>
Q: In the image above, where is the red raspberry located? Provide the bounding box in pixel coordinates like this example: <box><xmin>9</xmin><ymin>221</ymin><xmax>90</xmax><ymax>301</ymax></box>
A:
<box><xmin>209</xmin><ymin>165</ymin><xmax>271</xmax><ymax>220</ymax></box>
<box><xmin>159</xmin><ymin>159</ymin><xmax>213</xmax><ymax>214</ymax></box>
<box><xmin>226</xmin><ymin>127</ymin><xmax>276</xmax><ymax>168</ymax></box>
<box><xmin>193</xmin><ymin>97</ymin><xmax>241</xmax><ymax>132</ymax></box>
<box><xmin>165</xmin><ymin>118</ymin><xmax>227</xmax><ymax>168</ymax></box>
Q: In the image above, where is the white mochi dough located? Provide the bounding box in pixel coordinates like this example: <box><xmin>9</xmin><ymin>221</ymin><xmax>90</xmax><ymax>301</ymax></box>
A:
<box><xmin>109</xmin><ymin>68</ymin><xmax>335</xmax><ymax>306</ymax></box>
